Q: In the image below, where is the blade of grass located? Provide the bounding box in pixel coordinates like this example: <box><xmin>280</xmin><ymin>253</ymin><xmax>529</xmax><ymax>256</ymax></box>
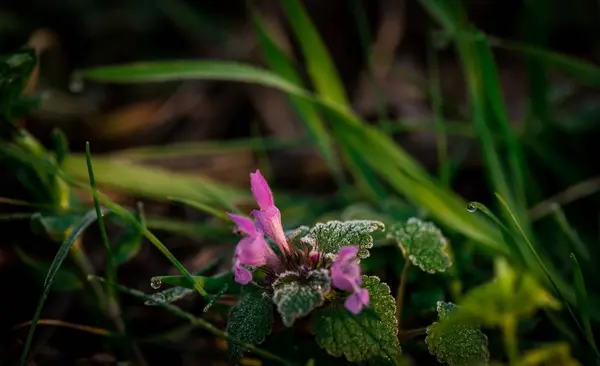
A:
<box><xmin>551</xmin><ymin>204</ymin><xmax>591</xmax><ymax>261</ymax></box>
<box><xmin>280</xmin><ymin>0</ymin><xmax>349</xmax><ymax>106</ymax></box>
<box><xmin>426</xmin><ymin>33</ymin><xmax>451</xmax><ymax>186</ymax></box>
<box><xmin>275</xmin><ymin>0</ymin><xmax>388</xmax><ymax>201</ymax></box>
<box><xmin>85</xmin><ymin>142</ymin><xmax>147</xmax><ymax>366</ymax></box>
<box><xmin>250</xmin><ymin>8</ymin><xmax>343</xmax><ymax>185</ymax></box>
<box><xmin>570</xmin><ymin>253</ymin><xmax>600</xmax><ymax>362</ymax></box>
<box><xmin>88</xmin><ymin>275</ymin><xmax>292</xmax><ymax>365</ymax></box>
<box><xmin>14</xmin><ymin>319</ymin><xmax>118</xmax><ymax>337</ymax></box>
<box><xmin>19</xmin><ymin>209</ymin><xmax>100</xmax><ymax>365</ymax></box>
<box><xmin>109</xmin><ymin>137</ymin><xmax>306</xmax><ymax>160</ymax></box>
<box><xmin>169</xmin><ymin>196</ymin><xmax>230</xmax><ymax>221</ymax></box>
<box><xmin>64</xmin><ymin>154</ymin><xmax>246</xmax><ymax>211</ymax></box>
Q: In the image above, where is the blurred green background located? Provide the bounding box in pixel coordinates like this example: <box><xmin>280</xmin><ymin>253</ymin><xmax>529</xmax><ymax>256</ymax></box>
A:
<box><xmin>2</xmin><ymin>0</ymin><xmax>600</xmax><ymax>365</ymax></box>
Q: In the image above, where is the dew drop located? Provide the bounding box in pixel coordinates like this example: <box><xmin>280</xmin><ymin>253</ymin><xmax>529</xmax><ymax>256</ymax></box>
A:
<box><xmin>150</xmin><ymin>278</ymin><xmax>162</xmax><ymax>290</ymax></box>
<box><xmin>467</xmin><ymin>203</ymin><xmax>477</xmax><ymax>213</ymax></box>
<box><xmin>69</xmin><ymin>75</ymin><xmax>84</xmax><ymax>93</ymax></box>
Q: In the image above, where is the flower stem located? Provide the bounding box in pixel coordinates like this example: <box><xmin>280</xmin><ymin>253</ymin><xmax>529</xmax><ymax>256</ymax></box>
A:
<box><xmin>396</xmin><ymin>258</ymin><xmax>411</xmax><ymax>330</ymax></box>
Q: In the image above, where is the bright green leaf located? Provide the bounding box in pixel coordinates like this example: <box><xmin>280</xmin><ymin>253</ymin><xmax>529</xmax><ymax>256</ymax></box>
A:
<box><xmin>312</xmin><ymin>276</ymin><xmax>401</xmax><ymax>364</ymax></box>
<box><xmin>226</xmin><ymin>285</ymin><xmax>274</xmax><ymax>362</ymax></box>
<box><xmin>518</xmin><ymin>342</ymin><xmax>580</xmax><ymax>366</ymax></box>
<box><xmin>300</xmin><ymin>220</ymin><xmax>385</xmax><ymax>260</ymax></box>
<box><xmin>425</xmin><ymin>301</ymin><xmax>489</xmax><ymax>366</ymax></box>
<box><xmin>388</xmin><ymin>218</ymin><xmax>452</xmax><ymax>273</ymax></box>
<box><xmin>272</xmin><ymin>269</ymin><xmax>331</xmax><ymax>327</ymax></box>
<box><xmin>436</xmin><ymin>258</ymin><xmax>560</xmax><ymax>329</ymax></box>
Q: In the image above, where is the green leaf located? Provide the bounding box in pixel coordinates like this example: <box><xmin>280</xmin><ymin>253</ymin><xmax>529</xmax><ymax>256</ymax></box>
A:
<box><xmin>112</xmin><ymin>202</ymin><xmax>145</xmax><ymax>266</ymax></box>
<box><xmin>312</xmin><ymin>276</ymin><xmax>401</xmax><ymax>364</ymax></box>
<box><xmin>144</xmin><ymin>286</ymin><xmax>194</xmax><ymax>306</ymax></box>
<box><xmin>272</xmin><ymin>269</ymin><xmax>331</xmax><ymax>327</ymax></box>
<box><xmin>437</xmin><ymin>258</ymin><xmax>560</xmax><ymax>329</ymax></box>
<box><xmin>300</xmin><ymin>220</ymin><xmax>385</xmax><ymax>260</ymax></box>
<box><xmin>425</xmin><ymin>301</ymin><xmax>489</xmax><ymax>366</ymax></box>
<box><xmin>226</xmin><ymin>285</ymin><xmax>274</xmax><ymax>362</ymax></box>
<box><xmin>388</xmin><ymin>218</ymin><xmax>452</xmax><ymax>273</ymax></box>
<box><xmin>14</xmin><ymin>247</ymin><xmax>82</xmax><ymax>291</ymax></box>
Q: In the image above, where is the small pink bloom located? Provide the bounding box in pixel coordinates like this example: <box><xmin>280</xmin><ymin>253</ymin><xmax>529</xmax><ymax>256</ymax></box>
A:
<box><xmin>331</xmin><ymin>246</ymin><xmax>369</xmax><ymax>314</ymax></box>
<box><xmin>227</xmin><ymin>213</ymin><xmax>279</xmax><ymax>284</ymax></box>
<box><xmin>249</xmin><ymin>170</ymin><xmax>290</xmax><ymax>256</ymax></box>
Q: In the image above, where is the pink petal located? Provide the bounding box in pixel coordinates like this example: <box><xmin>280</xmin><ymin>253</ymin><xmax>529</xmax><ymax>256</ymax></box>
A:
<box><xmin>252</xmin><ymin>207</ymin><xmax>289</xmax><ymax>255</ymax></box>
<box><xmin>331</xmin><ymin>245</ymin><xmax>361</xmax><ymax>292</ymax></box>
<box><xmin>250</xmin><ymin>170</ymin><xmax>274</xmax><ymax>210</ymax></box>
<box><xmin>233</xmin><ymin>263</ymin><xmax>253</xmax><ymax>284</ymax></box>
<box><xmin>337</xmin><ymin>245</ymin><xmax>359</xmax><ymax>261</ymax></box>
<box><xmin>345</xmin><ymin>291</ymin><xmax>365</xmax><ymax>314</ymax></box>
<box><xmin>227</xmin><ymin>213</ymin><xmax>256</xmax><ymax>235</ymax></box>
<box><xmin>236</xmin><ymin>236</ymin><xmax>268</xmax><ymax>267</ymax></box>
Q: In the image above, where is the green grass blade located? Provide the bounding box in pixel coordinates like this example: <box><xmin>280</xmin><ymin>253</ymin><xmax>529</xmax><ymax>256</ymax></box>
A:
<box><xmin>63</xmin><ymin>154</ymin><xmax>246</xmax><ymax>210</ymax></box>
<box><xmin>570</xmin><ymin>253</ymin><xmax>600</xmax><ymax>361</ymax></box>
<box><xmin>88</xmin><ymin>276</ymin><xmax>291</xmax><ymax>364</ymax></box>
<box><xmin>280</xmin><ymin>0</ymin><xmax>350</xmax><ymax>106</ymax></box>
<box><xmin>250</xmin><ymin>8</ymin><xmax>342</xmax><ymax>184</ymax></box>
<box><xmin>169</xmin><ymin>196</ymin><xmax>230</xmax><ymax>220</ymax></box>
<box><xmin>109</xmin><ymin>137</ymin><xmax>305</xmax><ymax>160</ymax></box>
<box><xmin>552</xmin><ymin>204</ymin><xmax>591</xmax><ymax>261</ymax></box>
<box><xmin>85</xmin><ymin>142</ymin><xmax>118</xmax><ymax>295</ymax></box>
<box><xmin>20</xmin><ymin>209</ymin><xmax>100</xmax><ymax>366</ymax></box>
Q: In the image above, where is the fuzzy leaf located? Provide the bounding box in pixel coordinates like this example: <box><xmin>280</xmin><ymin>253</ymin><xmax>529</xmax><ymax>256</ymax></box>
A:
<box><xmin>273</xmin><ymin>269</ymin><xmax>331</xmax><ymax>327</ymax></box>
<box><xmin>312</xmin><ymin>276</ymin><xmax>401</xmax><ymax>364</ymax></box>
<box><xmin>226</xmin><ymin>285</ymin><xmax>274</xmax><ymax>362</ymax></box>
<box><xmin>301</xmin><ymin>220</ymin><xmax>385</xmax><ymax>259</ymax></box>
<box><xmin>426</xmin><ymin>301</ymin><xmax>489</xmax><ymax>366</ymax></box>
<box><xmin>388</xmin><ymin>218</ymin><xmax>452</xmax><ymax>273</ymax></box>
<box><xmin>286</xmin><ymin>225</ymin><xmax>311</xmax><ymax>247</ymax></box>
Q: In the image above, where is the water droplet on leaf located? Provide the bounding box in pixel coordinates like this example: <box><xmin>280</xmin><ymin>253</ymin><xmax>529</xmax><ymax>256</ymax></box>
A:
<box><xmin>150</xmin><ymin>278</ymin><xmax>162</xmax><ymax>289</ymax></box>
<box><xmin>467</xmin><ymin>203</ymin><xmax>477</xmax><ymax>213</ymax></box>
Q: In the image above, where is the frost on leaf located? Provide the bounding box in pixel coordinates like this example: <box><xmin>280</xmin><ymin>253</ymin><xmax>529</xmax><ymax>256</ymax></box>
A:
<box><xmin>300</xmin><ymin>220</ymin><xmax>385</xmax><ymax>260</ymax></box>
<box><xmin>272</xmin><ymin>269</ymin><xmax>331</xmax><ymax>327</ymax></box>
<box><xmin>312</xmin><ymin>276</ymin><xmax>401</xmax><ymax>365</ymax></box>
<box><xmin>388</xmin><ymin>218</ymin><xmax>452</xmax><ymax>273</ymax></box>
<box><xmin>226</xmin><ymin>285</ymin><xmax>274</xmax><ymax>362</ymax></box>
<box><xmin>286</xmin><ymin>225</ymin><xmax>311</xmax><ymax>248</ymax></box>
<box><xmin>425</xmin><ymin>301</ymin><xmax>489</xmax><ymax>366</ymax></box>
<box><xmin>144</xmin><ymin>286</ymin><xmax>194</xmax><ymax>306</ymax></box>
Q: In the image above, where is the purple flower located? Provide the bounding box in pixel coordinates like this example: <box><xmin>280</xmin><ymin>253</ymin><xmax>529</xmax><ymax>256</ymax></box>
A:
<box><xmin>249</xmin><ymin>170</ymin><xmax>291</xmax><ymax>257</ymax></box>
<box><xmin>227</xmin><ymin>213</ymin><xmax>279</xmax><ymax>284</ymax></box>
<box><xmin>331</xmin><ymin>246</ymin><xmax>370</xmax><ymax>314</ymax></box>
